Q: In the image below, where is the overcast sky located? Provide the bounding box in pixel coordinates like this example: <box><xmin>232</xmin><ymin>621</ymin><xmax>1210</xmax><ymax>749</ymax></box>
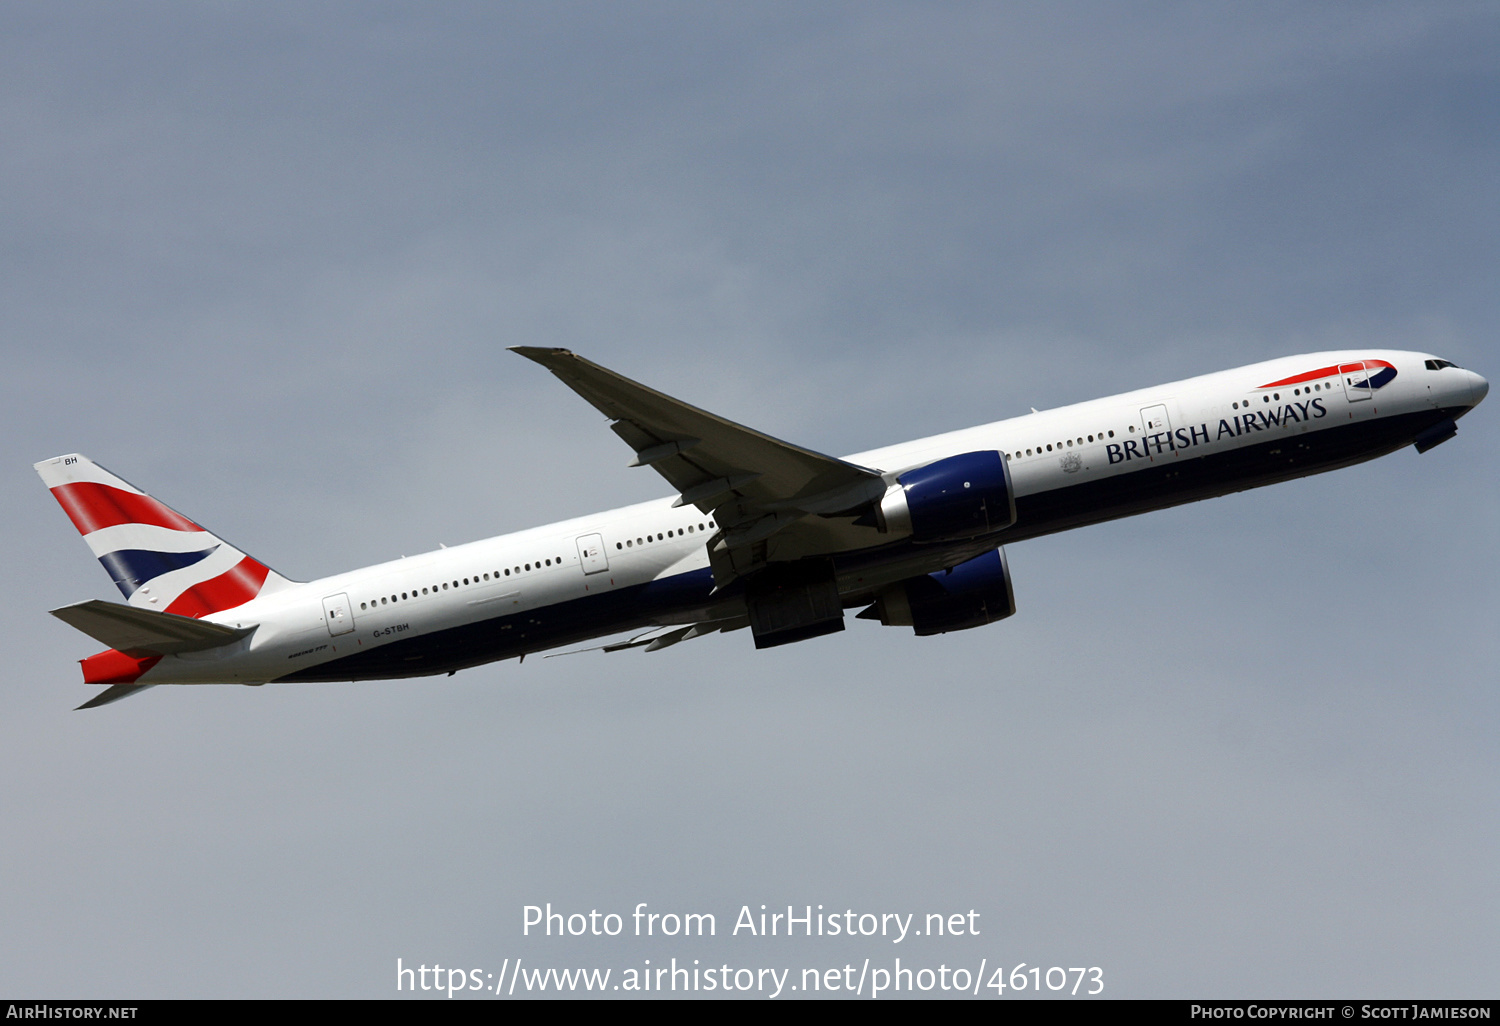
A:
<box><xmin>2</xmin><ymin>2</ymin><xmax>1496</xmax><ymax>999</ymax></box>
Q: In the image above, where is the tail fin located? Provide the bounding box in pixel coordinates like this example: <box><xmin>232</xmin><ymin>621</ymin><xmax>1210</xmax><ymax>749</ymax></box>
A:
<box><xmin>35</xmin><ymin>454</ymin><xmax>295</xmax><ymax>618</ymax></box>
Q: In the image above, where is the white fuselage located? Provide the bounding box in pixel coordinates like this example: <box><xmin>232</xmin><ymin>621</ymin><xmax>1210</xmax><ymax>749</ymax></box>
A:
<box><xmin>134</xmin><ymin>350</ymin><xmax>1486</xmax><ymax>686</ymax></box>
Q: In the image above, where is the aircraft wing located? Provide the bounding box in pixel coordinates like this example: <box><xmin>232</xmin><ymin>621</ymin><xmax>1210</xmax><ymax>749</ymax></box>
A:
<box><xmin>51</xmin><ymin>599</ymin><xmax>254</xmax><ymax>657</ymax></box>
<box><xmin>511</xmin><ymin>349</ymin><xmax>888</xmax><ymax>571</ymax></box>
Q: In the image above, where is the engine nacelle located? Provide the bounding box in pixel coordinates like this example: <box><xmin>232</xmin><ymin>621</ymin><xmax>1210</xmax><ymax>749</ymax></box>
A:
<box><xmin>861</xmin><ymin>548</ymin><xmax>1016</xmax><ymax>636</ymax></box>
<box><xmin>878</xmin><ymin>451</ymin><xmax>1015</xmax><ymax>542</ymax></box>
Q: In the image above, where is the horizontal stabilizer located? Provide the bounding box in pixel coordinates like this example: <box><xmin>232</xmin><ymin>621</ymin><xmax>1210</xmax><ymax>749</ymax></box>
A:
<box><xmin>76</xmin><ymin>683</ymin><xmax>157</xmax><ymax>711</ymax></box>
<box><xmin>51</xmin><ymin>599</ymin><xmax>254</xmax><ymax>657</ymax></box>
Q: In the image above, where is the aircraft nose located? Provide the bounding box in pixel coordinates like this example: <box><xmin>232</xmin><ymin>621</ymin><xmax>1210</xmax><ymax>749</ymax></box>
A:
<box><xmin>1470</xmin><ymin>370</ymin><xmax>1489</xmax><ymax>407</ymax></box>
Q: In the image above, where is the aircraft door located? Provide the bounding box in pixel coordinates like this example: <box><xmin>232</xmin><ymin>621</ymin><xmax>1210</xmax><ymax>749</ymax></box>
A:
<box><xmin>576</xmin><ymin>533</ymin><xmax>609</xmax><ymax>575</ymax></box>
<box><xmin>1139</xmin><ymin>404</ymin><xmax>1174</xmax><ymax>457</ymax></box>
<box><xmin>1341</xmin><ymin>361</ymin><xmax>1373</xmax><ymax>402</ymax></box>
<box><xmin>322</xmin><ymin>593</ymin><xmax>355</xmax><ymax>636</ymax></box>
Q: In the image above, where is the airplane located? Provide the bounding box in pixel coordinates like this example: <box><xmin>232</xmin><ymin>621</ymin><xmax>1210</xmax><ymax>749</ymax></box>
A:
<box><xmin>37</xmin><ymin>348</ymin><xmax>1487</xmax><ymax>709</ymax></box>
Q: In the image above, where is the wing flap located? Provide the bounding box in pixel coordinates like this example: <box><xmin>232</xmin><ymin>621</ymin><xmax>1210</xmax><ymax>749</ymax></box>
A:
<box><xmin>545</xmin><ymin>616</ymin><xmax>752</xmax><ymax>657</ymax></box>
<box><xmin>51</xmin><ymin>599</ymin><xmax>254</xmax><ymax>657</ymax></box>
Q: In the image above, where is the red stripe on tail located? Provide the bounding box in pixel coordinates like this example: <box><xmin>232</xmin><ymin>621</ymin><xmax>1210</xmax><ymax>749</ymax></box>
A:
<box><xmin>81</xmin><ymin>650</ymin><xmax>162</xmax><ymax>685</ymax></box>
<box><xmin>164</xmin><ymin>556</ymin><xmax>271</xmax><ymax>618</ymax></box>
<box><xmin>50</xmin><ymin>482</ymin><xmax>201</xmax><ymax>536</ymax></box>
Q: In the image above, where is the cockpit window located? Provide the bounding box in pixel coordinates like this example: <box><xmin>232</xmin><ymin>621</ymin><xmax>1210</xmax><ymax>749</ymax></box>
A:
<box><xmin>1425</xmin><ymin>359</ymin><xmax>1460</xmax><ymax>370</ymax></box>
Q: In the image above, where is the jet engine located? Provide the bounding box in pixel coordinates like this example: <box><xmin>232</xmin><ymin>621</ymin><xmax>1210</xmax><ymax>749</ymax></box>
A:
<box><xmin>859</xmin><ymin>548</ymin><xmax>1016</xmax><ymax>636</ymax></box>
<box><xmin>877</xmin><ymin>451</ymin><xmax>1015</xmax><ymax>542</ymax></box>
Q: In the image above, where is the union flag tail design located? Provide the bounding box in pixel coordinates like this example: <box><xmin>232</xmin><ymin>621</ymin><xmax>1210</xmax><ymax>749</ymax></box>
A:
<box><xmin>35</xmin><ymin>454</ymin><xmax>294</xmax><ymax>618</ymax></box>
